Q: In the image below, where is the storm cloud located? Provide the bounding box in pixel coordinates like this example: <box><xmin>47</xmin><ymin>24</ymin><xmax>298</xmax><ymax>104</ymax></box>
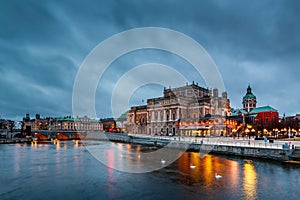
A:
<box><xmin>0</xmin><ymin>0</ymin><xmax>299</xmax><ymax>120</ymax></box>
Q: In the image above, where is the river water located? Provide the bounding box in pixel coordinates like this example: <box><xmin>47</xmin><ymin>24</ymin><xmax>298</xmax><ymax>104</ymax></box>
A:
<box><xmin>1</xmin><ymin>140</ymin><xmax>300</xmax><ymax>200</ymax></box>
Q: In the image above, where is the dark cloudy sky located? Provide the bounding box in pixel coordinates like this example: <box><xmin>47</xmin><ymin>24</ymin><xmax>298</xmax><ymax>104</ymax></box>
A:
<box><xmin>0</xmin><ymin>0</ymin><xmax>299</xmax><ymax>120</ymax></box>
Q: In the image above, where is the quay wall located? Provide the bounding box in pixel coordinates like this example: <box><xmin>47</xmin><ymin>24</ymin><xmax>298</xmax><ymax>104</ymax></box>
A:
<box><xmin>32</xmin><ymin>131</ymin><xmax>300</xmax><ymax>162</ymax></box>
<box><xmin>102</xmin><ymin>133</ymin><xmax>300</xmax><ymax>162</ymax></box>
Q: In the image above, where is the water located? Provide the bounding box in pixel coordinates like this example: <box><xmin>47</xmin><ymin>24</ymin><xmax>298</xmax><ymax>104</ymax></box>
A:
<box><xmin>1</xmin><ymin>141</ymin><xmax>300</xmax><ymax>200</ymax></box>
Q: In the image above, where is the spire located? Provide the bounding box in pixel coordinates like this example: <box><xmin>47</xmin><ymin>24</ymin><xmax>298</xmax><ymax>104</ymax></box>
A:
<box><xmin>247</xmin><ymin>84</ymin><xmax>252</xmax><ymax>94</ymax></box>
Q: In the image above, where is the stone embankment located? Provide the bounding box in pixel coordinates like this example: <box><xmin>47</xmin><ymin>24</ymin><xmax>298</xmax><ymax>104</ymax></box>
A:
<box><xmin>94</xmin><ymin>132</ymin><xmax>300</xmax><ymax>163</ymax></box>
<box><xmin>6</xmin><ymin>131</ymin><xmax>299</xmax><ymax>163</ymax></box>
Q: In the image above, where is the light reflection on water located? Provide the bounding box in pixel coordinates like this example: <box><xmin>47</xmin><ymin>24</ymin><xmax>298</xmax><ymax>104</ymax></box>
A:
<box><xmin>1</xmin><ymin>141</ymin><xmax>300</xmax><ymax>200</ymax></box>
<box><xmin>243</xmin><ymin>161</ymin><xmax>258</xmax><ymax>199</ymax></box>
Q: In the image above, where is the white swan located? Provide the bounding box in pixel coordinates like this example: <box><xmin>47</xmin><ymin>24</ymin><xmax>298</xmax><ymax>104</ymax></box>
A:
<box><xmin>215</xmin><ymin>173</ymin><xmax>222</xmax><ymax>179</ymax></box>
<box><xmin>190</xmin><ymin>165</ymin><xmax>196</xmax><ymax>169</ymax></box>
<box><xmin>161</xmin><ymin>159</ymin><xmax>166</xmax><ymax>164</ymax></box>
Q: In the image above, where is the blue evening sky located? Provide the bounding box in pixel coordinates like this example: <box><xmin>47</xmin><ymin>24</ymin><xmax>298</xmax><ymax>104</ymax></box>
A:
<box><xmin>0</xmin><ymin>0</ymin><xmax>299</xmax><ymax>120</ymax></box>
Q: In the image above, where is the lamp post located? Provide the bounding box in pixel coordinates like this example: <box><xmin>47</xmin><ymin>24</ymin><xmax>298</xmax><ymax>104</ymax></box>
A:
<box><xmin>251</xmin><ymin>128</ymin><xmax>255</xmax><ymax>137</ymax></box>
<box><xmin>284</xmin><ymin>128</ymin><xmax>287</xmax><ymax>137</ymax></box>
<box><xmin>245</xmin><ymin>128</ymin><xmax>250</xmax><ymax>144</ymax></box>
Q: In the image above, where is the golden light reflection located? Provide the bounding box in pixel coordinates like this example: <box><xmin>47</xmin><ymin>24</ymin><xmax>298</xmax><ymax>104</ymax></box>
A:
<box><xmin>73</xmin><ymin>140</ymin><xmax>79</xmax><ymax>148</ymax></box>
<box><xmin>177</xmin><ymin>153</ymin><xmax>214</xmax><ymax>185</ymax></box>
<box><xmin>56</xmin><ymin>140</ymin><xmax>60</xmax><ymax>151</ymax></box>
<box><xmin>189</xmin><ymin>153</ymin><xmax>201</xmax><ymax>182</ymax></box>
<box><xmin>177</xmin><ymin>153</ymin><xmax>189</xmax><ymax>172</ymax></box>
<box><xmin>243</xmin><ymin>162</ymin><xmax>257</xmax><ymax>200</ymax></box>
<box><xmin>190</xmin><ymin>152</ymin><xmax>200</xmax><ymax>168</ymax></box>
<box><xmin>227</xmin><ymin>160</ymin><xmax>239</xmax><ymax>188</ymax></box>
<box><xmin>203</xmin><ymin>155</ymin><xmax>213</xmax><ymax>185</ymax></box>
<box><xmin>176</xmin><ymin>152</ymin><xmax>243</xmax><ymax>191</ymax></box>
<box><xmin>136</xmin><ymin>145</ymin><xmax>141</xmax><ymax>153</ymax></box>
<box><xmin>31</xmin><ymin>140</ymin><xmax>38</xmax><ymax>148</ymax></box>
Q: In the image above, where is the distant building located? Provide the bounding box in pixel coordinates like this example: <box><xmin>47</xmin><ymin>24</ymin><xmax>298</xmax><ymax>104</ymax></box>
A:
<box><xmin>100</xmin><ymin>118</ymin><xmax>116</xmax><ymax>132</ymax></box>
<box><xmin>115</xmin><ymin>112</ymin><xmax>127</xmax><ymax>133</ymax></box>
<box><xmin>23</xmin><ymin>113</ymin><xmax>50</xmax><ymax>133</ymax></box>
<box><xmin>126</xmin><ymin>82</ymin><xmax>234</xmax><ymax>136</ymax></box>
<box><xmin>0</xmin><ymin>118</ymin><xmax>14</xmax><ymax>133</ymax></box>
<box><xmin>0</xmin><ymin>119</ymin><xmax>8</xmax><ymax>131</ymax></box>
<box><xmin>23</xmin><ymin>114</ymin><xmax>102</xmax><ymax>132</ymax></box>
<box><xmin>232</xmin><ymin>85</ymin><xmax>279</xmax><ymax>131</ymax></box>
<box><xmin>126</xmin><ymin>105</ymin><xmax>147</xmax><ymax>134</ymax></box>
<box><xmin>282</xmin><ymin>114</ymin><xmax>300</xmax><ymax>133</ymax></box>
<box><xmin>50</xmin><ymin>116</ymin><xmax>102</xmax><ymax>131</ymax></box>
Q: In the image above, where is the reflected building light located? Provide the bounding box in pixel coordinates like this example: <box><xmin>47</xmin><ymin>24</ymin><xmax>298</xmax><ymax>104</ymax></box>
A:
<box><xmin>74</xmin><ymin>140</ymin><xmax>79</xmax><ymax>148</ymax></box>
<box><xmin>189</xmin><ymin>152</ymin><xmax>201</xmax><ymax>181</ymax></box>
<box><xmin>227</xmin><ymin>160</ymin><xmax>239</xmax><ymax>188</ymax></box>
<box><xmin>203</xmin><ymin>155</ymin><xmax>213</xmax><ymax>186</ymax></box>
<box><xmin>136</xmin><ymin>145</ymin><xmax>141</xmax><ymax>153</ymax></box>
<box><xmin>107</xmin><ymin>150</ymin><xmax>114</xmax><ymax>174</ymax></box>
<box><xmin>243</xmin><ymin>162</ymin><xmax>258</xmax><ymax>200</ymax></box>
<box><xmin>106</xmin><ymin>150</ymin><xmax>116</xmax><ymax>196</ymax></box>
<box><xmin>56</xmin><ymin>140</ymin><xmax>60</xmax><ymax>151</ymax></box>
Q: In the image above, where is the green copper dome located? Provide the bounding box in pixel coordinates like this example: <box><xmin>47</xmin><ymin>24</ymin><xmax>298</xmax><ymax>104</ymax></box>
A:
<box><xmin>243</xmin><ymin>85</ymin><xmax>256</xmax><ymax>100</ymax></box>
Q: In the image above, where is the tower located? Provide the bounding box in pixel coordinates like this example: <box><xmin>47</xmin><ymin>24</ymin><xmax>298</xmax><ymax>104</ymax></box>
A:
<box><xmin>242</xmin><ymin>85</ymin><xmax>257</xmax><ymax>112</ymax></box>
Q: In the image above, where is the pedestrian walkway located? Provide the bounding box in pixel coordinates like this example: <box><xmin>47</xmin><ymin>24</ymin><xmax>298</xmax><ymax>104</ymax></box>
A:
<box><xmin>128</xmin><ymin>134</ymin><xmax>299</xmax><ymax>150</ymax></box>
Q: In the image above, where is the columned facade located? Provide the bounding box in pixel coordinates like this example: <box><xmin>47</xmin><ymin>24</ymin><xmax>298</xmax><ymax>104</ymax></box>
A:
<box><xmin>126</xmin><ymin>82</ymin><xmax>233</xmax><ymax>136</ymax></box>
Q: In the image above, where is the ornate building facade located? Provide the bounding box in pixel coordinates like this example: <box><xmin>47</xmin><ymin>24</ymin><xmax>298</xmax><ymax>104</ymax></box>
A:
<box><xmin>126</xmin><ymin>82</ymin><xmax>233</xmax><ymax>136</ymax></box>
<box><xmin>233</xmin><ymin>85</ymin><xmax>279</xmax><ymax>131</ymax></box>
<box><xmin>126</xmin><ymin>105</ymin><xmax>147</xmax><ymax>134</ymax></box>
<box><xmin>50</xmin><ymin>116</ymin><xmax>102</xmax><ymax>131</ymax></box>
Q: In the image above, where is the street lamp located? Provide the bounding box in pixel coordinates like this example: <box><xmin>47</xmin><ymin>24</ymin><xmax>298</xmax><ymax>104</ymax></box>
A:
<box><xmin>274</xmin><ymin>128</ymin><xmax>278</xmax><ymax>138</ymax></box>
<box><xmin>251</xmin><ymin>128</ymin><xmax>255</xmax><ymax>138</ymax></box>
<box><xmin>263</xmin><ymin>128</ymin><xmax>268</xmax><ymax>136</ymax></box>
<box><xmin>245</xmin><ymin>128</ymin><xmax>250</xmax><ymax>137</ymax></box>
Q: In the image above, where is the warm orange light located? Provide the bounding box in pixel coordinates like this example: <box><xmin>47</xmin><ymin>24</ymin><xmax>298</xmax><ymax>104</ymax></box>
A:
<box><xmin>243</xmin><ymin>162</ymin><xmax>257</xmax><ymax>199</ymax></box>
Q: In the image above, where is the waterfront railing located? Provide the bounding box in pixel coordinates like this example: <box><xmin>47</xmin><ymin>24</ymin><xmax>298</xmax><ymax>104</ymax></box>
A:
<box><xmin>128</xmin><ymin>134</ymin><xmax>298</xmax><ymax>150</ymax></box>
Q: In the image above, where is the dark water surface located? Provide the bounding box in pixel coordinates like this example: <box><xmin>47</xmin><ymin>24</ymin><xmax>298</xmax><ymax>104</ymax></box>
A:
<box><xmin>1</xmin><ymin>141</ymin><xmax>300</xmax><ymax>200</ymax></box>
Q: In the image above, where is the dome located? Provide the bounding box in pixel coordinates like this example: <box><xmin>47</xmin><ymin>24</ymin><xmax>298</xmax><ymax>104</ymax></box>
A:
<box><xmin>243</xmin><ymin>85</ymin><xmax>256</xmax><ymax>100</ymax></box>
<box><xmin>243</xmin><ymin>93</ymin><xmax>256</xmax><ymax>100</ymax></box>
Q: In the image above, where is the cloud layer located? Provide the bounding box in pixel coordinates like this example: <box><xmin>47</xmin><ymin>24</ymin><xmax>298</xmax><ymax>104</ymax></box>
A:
<box><xmin>0</xmin><ymin>0</ymin><xmax>299</xmax><ymax>120</ymax></box>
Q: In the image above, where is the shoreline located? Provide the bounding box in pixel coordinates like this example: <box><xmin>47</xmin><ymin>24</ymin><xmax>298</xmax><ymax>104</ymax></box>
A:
<box><xmin>2</xmin><ymin>131</ymin><xmax>300</xmax><ymax>164</ymax></box>
<box><xmin>81</xmin><ymin>132</ymin><xmax>300</xmax><ymax>164</ymax></box>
